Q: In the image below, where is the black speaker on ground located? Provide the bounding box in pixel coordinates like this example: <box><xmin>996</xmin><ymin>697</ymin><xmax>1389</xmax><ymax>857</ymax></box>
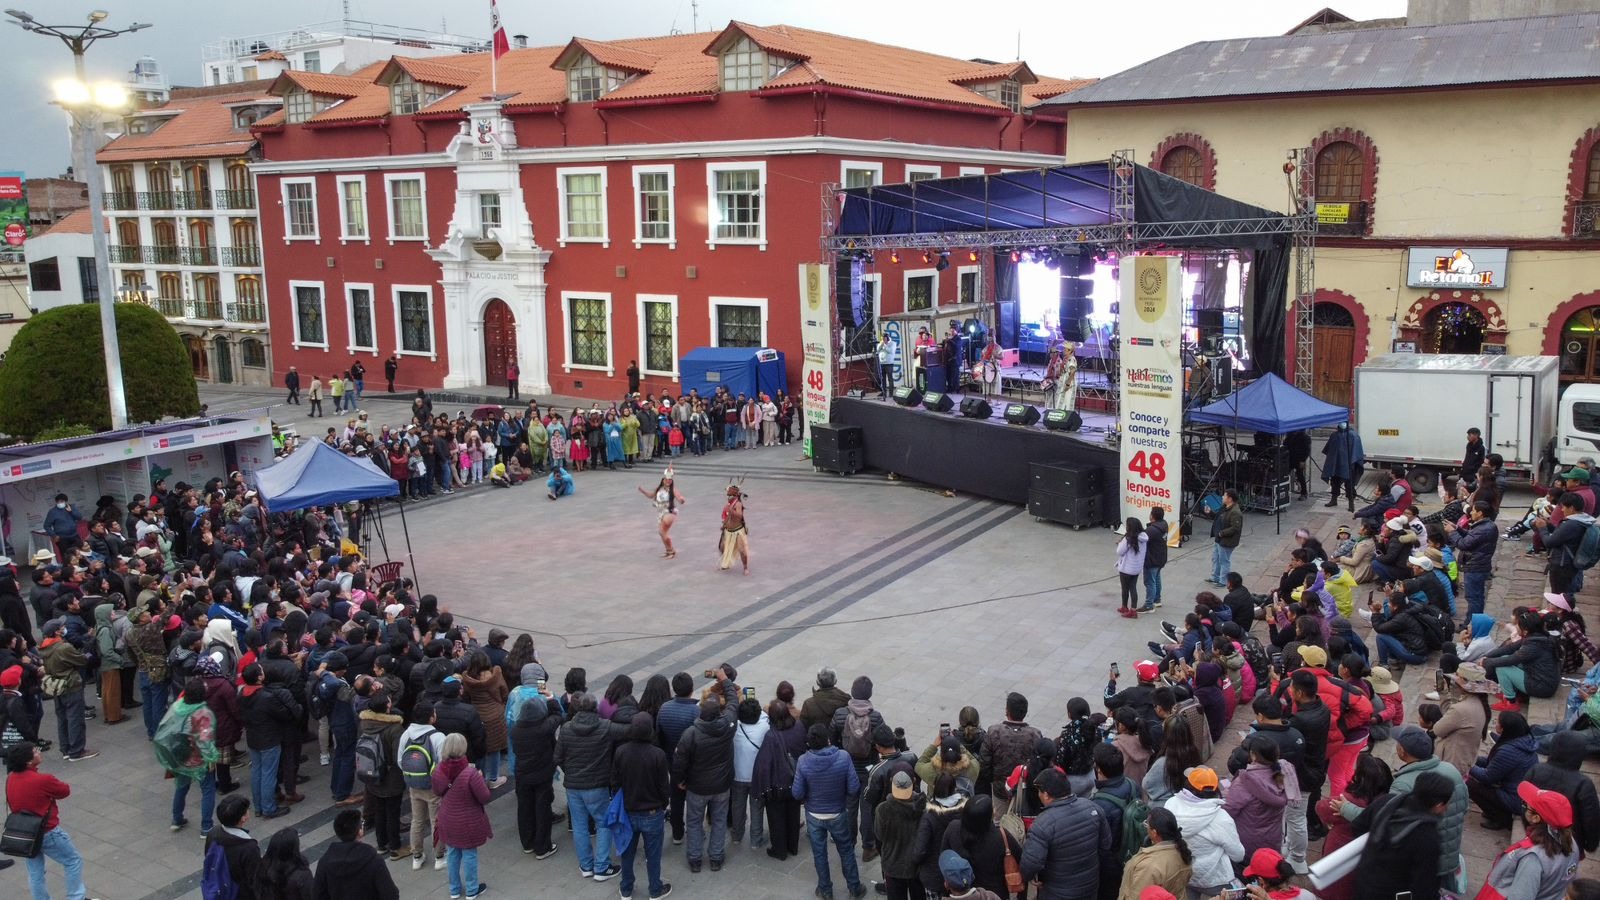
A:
<box><xmin>813</xmin><ymin>446</ymin><xmax>864</xmax><ymax>475</ymax></box>
<box><xmin>959</xmin><ymin>397</ymin><xmax>993</xmax><ymax>419</ymax></box>
<box><xmin>893</xmin><ymin>386</ymin><xmax>923</xmax><ymax>407</ymax></box>
<box><xmin>1029</xmin><ymin>461</ymin><xmax>1103</xmax><ymax>499</ymax></box>
<box><xmin>1004</xmin><ymin>404</ymin><xmax>1041</xmax><ymax>427</ymax></box>
<box><xmin>922</xmin><ymin>391</ymin><xmax>954</xmax><ymax>413</ymax></box>
<box><xmin>1042</xmin><ymin>409</ymin><xmax>1083</xmax><ymax>432</ymax></box>
<box><xmin>810</xmin><ymin>423</ymin><xmax>863</xmax><ymax>453</ymax></box>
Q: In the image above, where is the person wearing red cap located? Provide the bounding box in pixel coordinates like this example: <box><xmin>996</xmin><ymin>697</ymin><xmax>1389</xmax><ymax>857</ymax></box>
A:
<box><xmin>1480</xmin><ymin>782</ymin><xmax>1581</xmax><ymax>900</ymax></box>
<box><xmin>0</xmin><ymin>664</ymin><xmax>41</xmax><ymax>748</ymax></box>
<box><xmin>1240</xmin><ymin>847</ymin><xmax>1315</xmax><ymax>899</ymax></box>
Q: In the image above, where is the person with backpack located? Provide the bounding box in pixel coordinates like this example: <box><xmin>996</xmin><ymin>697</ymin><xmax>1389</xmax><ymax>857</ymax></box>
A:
<box><xmin>162</xmin><ymin>676</ymin><xmax>222</xmax><ymax>833</ymax></box>
<box><xmin>356</xmin><ymin>692</ymin><xmax>409</xmax><ymax>859</ymax></box>
<box><xmin>1368</xmin><ymin>591</ymin><xmax>1432</xmax><ymax>670</ymax></box>
<box><xmin>1483</xmin><ymin>609</ymin><xmax>1563</xmax><ymax>713</ymax></box>
<box><xmin>204</xmin><ymin>795</ymin><xmax>261</xmax><ymax>900</ymax></box>
<box><xmin>432</xmin><ymin>676</ymin><xmax>488</xmax><ymax>769</ymax></box>
<box><xmin>1089</xmin><ymin>743</ymin><xmax>1144</xmax><ymax>899</ymax></box>
<box><xmin>1116</xmin><ymin>806</ymin><xmax>1191</xmax><ymax>900</ymax></box>
<box><xmin>313</xmin><ymin>808</ymin><xmax>400</xmax><ymax>900</ymax></box>
<box><xmin>1539</xmin><ymin>491</ymin><xmax>1596</xmax><ymax>600</ymax></box>
<box><xmin>510</xmin><ymin>694</ymin><xmax>561</xmax><ymax>860</ymax></box>
<box><xmin>311</xmin><ymin>651</ymin><xmax>361</xmax><ymax>806</ymax></box>
<box><xmin>239</xmin><ymin>663</ymin><xmax>299</xmax><ymax>820</ymax></box>
<box><xmin>830</xmin><ymin>675</ymin><xmax>887</xmax><ymax>847</ymax></box>
<box><xmin>39</xmin><ymin>619</ymin><xmax>94</xmax><ymax>761</ymax></box>
<box><xmin>399</xmin><ymin>701</ymin><xmax>448</xmax><ymax>872</ymax></box>
<box><xmin>1054</xmin><ymin>696</ymin><xmax>1104</xmax><ymax>799</ymax></box>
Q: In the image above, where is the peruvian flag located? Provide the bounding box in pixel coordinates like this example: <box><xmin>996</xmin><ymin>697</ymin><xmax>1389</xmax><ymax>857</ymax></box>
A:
<box><xmin>491</xmin><ymin>0</ymin><xmax>509</xmax><ymax>59</ymax></box>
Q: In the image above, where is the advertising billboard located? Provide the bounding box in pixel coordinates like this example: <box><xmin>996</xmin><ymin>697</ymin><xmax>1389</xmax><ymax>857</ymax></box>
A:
<box><xmin>0</xmin><ymin>171</ymin><xmax>26</xmax><ymax>263</ymax></box>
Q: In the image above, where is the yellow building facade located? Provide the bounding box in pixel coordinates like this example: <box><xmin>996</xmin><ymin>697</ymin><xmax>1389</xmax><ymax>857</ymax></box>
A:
<box><xmin>1050</xmin><ymin>16</ymin><xmax>1600</xmax><ymax>408</ymax></box>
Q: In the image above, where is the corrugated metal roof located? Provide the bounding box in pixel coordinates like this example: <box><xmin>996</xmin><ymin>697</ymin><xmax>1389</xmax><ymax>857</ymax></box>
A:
<box><xmin>1045</xmin><ymin>12</ymin><xmax>1600</xmax><ymax>106</ymax></box>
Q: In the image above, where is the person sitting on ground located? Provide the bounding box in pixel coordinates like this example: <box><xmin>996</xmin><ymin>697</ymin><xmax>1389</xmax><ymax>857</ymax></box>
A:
<box><xmin>1482</xmin><ymin>609</ymin><xmax>1561</xmax><ymax>714</ymax></box>
<box><xmin>487</xmin><ymin>460</ymin><xmax>512</xmax><ymax>488</ymax></box>
<box><xmin>1528</xmin><ymin>729</ymin><xmax>1600</xmax><ymax>857</ymax></box>
<box><xmin>1467</xmin><ymin>709</ymin><xmax>1539</xmax><ymax>832</ymax></box>
<box><xmin>545</xmin><ymin>464</ymin><xmax>574</xmax><ymax>501</ymax></box>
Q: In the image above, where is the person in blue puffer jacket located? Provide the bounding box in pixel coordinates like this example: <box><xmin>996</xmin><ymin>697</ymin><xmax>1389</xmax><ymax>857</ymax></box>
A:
<box><xmin>1467</xmin><ymin>709</ymin><xmax>1539</xmax><ymax>831</ymax></box>
<box><xmin>792</xmin><ymin>723</ymin><xmax>864</xmax><ymax>899</ymax></box>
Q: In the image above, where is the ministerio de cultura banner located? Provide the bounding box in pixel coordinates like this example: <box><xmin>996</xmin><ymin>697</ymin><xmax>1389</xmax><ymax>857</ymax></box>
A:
<box><xmin>1118</xmin><ymin>255</ymin><xmax>1182</xmax><ymax>545</ymax></box>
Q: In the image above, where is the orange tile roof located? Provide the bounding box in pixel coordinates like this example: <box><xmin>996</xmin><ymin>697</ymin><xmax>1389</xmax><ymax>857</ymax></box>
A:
<box><xmin>253</xmin><ymin>51</ymin><xmax>287</xmax><ymax>62</ymax></box>
<box><xmin>35</xmin><ymin>208</ymin><xmax>96</xmax><ymax>237</ymax></box>
<box><xmin>269</xmin><ymin>25</ymin><xmax>1079</xmax><ymax>125</ymax></box>
<box><xmin>556</xmin><ymin>37</ymin><xmax>661</xmax><ymax>74</ymax></box>
<box><xmin>96</xmin><ymin>88</ymin><xmax>274</xmax><ymax>163</ymax></box>
<box><xmin>1026</xmin><ymin>77</ymin><xmax>1097</xmax><ymax>102</ymax></box>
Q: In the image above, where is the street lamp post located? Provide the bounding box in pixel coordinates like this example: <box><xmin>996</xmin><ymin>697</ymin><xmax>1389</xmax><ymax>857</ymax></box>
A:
<box><xmin>7</xmin><ymin>8</ymin><xmax>152</xmax><ymax>430</ymax></box>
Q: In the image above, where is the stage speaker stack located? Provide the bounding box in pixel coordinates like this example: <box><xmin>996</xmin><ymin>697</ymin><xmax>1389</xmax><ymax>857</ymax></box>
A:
<box><xmin>1027</xmin><ymin>461</ymin><xmax>1105</xmax><ymax>529</ymax></box>
<box><xmin>893</xmin><ymin>386</ymin><xmax>923</xmax><ymax>407</ymax></box>
<box><xmin>1059</xmin><ymin>253</ymin><xmax>1095</xmax><ymax>343</ymax></box>
<box><xmin>1042</xmin><ymin>409</ymin><xmax>1083</xmax><ymax>432</ymax></box>
<box><xmin>1212</xmin><ymin>356</ymin><xmax>1234</xmax><ymax>398</ymax></box>
<box><xmin>959</xmin><ymin>397</ymin><xmax>993</xmax><ymax>419</ymax></box>
<box><xmin>922</xmin><ymin>391</ymin><xmax>954</xmax><ymax>413</ymax></box>
<box><xmin>810</xmin><ymin>423</ymin><xmax>864</xmax><ymax>475</ymax></box>
<box><xmin>1004</xmin><ymin>403</ymin><xmax>1041</xmax><ymax>427</ymax></box>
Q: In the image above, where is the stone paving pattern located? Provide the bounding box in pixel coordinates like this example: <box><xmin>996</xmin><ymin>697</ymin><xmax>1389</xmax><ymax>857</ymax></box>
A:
<box><xmin>10</xmin><ymin>384</ymin><xmax>1597</xmax><ymax>898</ymax></box>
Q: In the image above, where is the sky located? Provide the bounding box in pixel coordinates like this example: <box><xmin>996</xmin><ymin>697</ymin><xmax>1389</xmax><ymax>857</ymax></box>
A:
<box><xmin>3</xmin><ymin>0</ymin><xmax>1407</xmax><ymax>180</ymax></box>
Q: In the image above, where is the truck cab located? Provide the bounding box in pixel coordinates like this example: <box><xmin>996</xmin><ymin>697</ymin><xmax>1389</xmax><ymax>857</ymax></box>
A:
<box><xmin>1555</xmin><ymin>382</ymin><xmax>1600</xmax><ymax>469</ymax></box>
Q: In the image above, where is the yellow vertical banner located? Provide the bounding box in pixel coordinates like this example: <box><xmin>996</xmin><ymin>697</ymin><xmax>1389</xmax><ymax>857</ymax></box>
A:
<box><xmin>1118</xmin><ymin>256</ymin><xmax>1183</xmax><ymax>544</ymax></box>
<box><xmin>798</xmin><ymin>263</ymin><xmax>833</xmax><ymax>457</ymax></box>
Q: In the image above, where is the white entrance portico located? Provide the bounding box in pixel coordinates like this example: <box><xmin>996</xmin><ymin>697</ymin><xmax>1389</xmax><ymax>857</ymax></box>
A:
<box><xmin>429</xmin><ymin>101</ymin><xmax>553</xmax><ymax>392</ymax></box>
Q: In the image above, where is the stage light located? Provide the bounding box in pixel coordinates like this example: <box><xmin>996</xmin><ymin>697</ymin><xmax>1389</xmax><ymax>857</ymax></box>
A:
<box><xmin>890</xmin><ymin>249</ymin><xmax>900</xmax><ymax>264</ymax></box>
<box><xmin>967</xmin><ymin>249</ymin><xmax>978</xmax><ymax>263</ymax></box>
<box><xmin>1009</xmin><ymin>249</ymin><xmax>1020</xmax><ymax>264</ymax></box>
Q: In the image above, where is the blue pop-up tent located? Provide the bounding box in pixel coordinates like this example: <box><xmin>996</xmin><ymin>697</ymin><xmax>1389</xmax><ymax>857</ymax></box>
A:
<box><xmin>678</xmin><ymin>347</ymin><xmax>787</xmax><ymax>399</ymax></box>
<box><xmin>1189</xmin><ymin>372</ymin><xmax>1350</xmax><ymax>434</ymax></box>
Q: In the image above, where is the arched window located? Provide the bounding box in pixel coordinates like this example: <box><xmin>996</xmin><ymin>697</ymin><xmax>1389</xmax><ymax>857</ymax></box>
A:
<box><xmin>1160</xmin><ymin>146</ymin><xmax>1205</xmax><ymax>187</ymax></box>
<box><xmin>1587</xmin><ymin>143</ymin><xmax>1600</xmax><ymax>201</ymax></box>
<box><xmin>1314</xmin><ymin>141</ymin><xmax>1363</xmax><ymax>202</ymax></box>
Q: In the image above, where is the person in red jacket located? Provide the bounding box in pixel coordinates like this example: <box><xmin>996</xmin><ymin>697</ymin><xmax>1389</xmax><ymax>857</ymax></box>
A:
<box><xmin>1273</xmin><ymin>644</ymin><xmax>1372</xmax><ymax>800</ymax></box>
<box><xmin>5</xmin><ymin>741</ymin><xmax>87</xmax><ymax>891</ymax></box>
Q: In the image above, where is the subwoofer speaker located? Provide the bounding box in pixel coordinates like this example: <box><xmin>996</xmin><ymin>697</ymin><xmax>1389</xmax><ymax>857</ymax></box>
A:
<box><xmin>893</xmin><ymin>386</ymin><xmax>923</xmax><ymax>407</ymax></box>
<box><xmin>1004</xmin><ymin>404</ymin><xmax>1041</xmax><ymax>427</ymax></box>
<box><xmin>959</xmin><ymin>397</ymin><xmax>993</xmax><ymax>419</ymax></box>
<box><xmin>922</xmin><ymin>391</ymin><xmax>954</xmax><ymax>413</ymax></box>
<box><xmin>1043</xmin><ymin>409</ymin><xmax>1083</xmax><ymax>432</ymax></box>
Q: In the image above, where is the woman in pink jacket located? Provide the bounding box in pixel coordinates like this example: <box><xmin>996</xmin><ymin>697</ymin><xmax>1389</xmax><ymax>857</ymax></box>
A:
<box><xmin>433</xmin><ymin>733</ymin><xmax>492</xmax><ymax>900</ymax></box>
<box><xmin>1222</xmin><ymin>734</ymin><xmax>1293</xmax><ymax>860</ymax></box>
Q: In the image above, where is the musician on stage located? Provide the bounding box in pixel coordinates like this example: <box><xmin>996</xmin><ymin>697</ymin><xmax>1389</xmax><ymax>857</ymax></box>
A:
<box><xmin>941</xmin><ymin>325</ymin><xmax>962</xmax><ymax>393</ymax></box>
<box><xmin>874</xmin><ymin>333</ymin><xmax>895</xmax><ymax>399</ymax></box>
<box><xmin>975</xmin><ymin>335</ymin><xmax>1002</xmax><ymax>398</ymax></box>
<box><xmin>1043</xmin><ymin>342</ymin><xmax>1079</xmax><ymax>413</ymax></box>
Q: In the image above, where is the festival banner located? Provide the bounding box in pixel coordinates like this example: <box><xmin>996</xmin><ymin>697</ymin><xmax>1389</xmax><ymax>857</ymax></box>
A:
<box><xmin>798</xmin><ymin>262</ymin><xmax>833</xmax><ymax>457</ymax></box>
<box><xmin>0</xmin><ymin>171</ymin><xmax>27</xmax><ymax>262</ymax></box>
<box><xmin>1118</xmin><ymin>255</ymin><xmax>1182</xmax><ymax>545</ymax></box>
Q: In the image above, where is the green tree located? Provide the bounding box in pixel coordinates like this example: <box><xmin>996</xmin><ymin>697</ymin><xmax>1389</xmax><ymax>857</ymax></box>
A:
<box><xmin>0</xmin><ymin>303</ymin><xmax>199</xmax><ymax>439</ymax></box>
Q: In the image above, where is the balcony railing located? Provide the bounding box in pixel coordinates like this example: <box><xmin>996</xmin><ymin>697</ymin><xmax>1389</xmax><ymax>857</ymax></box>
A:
<box><xmin>108</xmin><ymin>244</ymin><xmax>143</xmax><ymax>264</ymax></box>
<box><xmin>228</xmin><ymin>302</ymin><xmax>267</xmax><ymax>323</ymax></box>
<box><xmin>1313</xmin><ymin>200</ymin><xmax>1368</xmax><ymax>237</ymax></box>
<box><xmin>220</xmin><ymin>245</ymin><xmax>260</xmax><ymax>267</ymax></box>
<box><xmin>173</xmin><ymin>190</ymin><xmax>212</xmax><ymax>210</ymax></box>
<box><xmin>214</xmin><ymin>189</ymin><xmax>256</xmax><ymax>210</ymax></box>
<box><xmin>105</xmin><ymin>191</ymin><xmax>138</xmax><ymax>211</ymax></box>
<box><xmin>1576</xmin><ymin>201</ymin><xmax>1600</xmax><ymax>238</ymax></box>
<box><xmin>153</xmin><ymin>296</ymin><xmax>185</xmax><ymax>317</ymax></box>
<box><xmin>189</xmin><ymin>299</ymin><xmax>223</xmax><ymax>320</ymax></box>
<box><xmin>138</xmin><ymin>191</ymin><xmax>175</xmax><ymax>210</ymax></box>
<box><xmin>179</xmin><ymin>246</ymin><xmax>217</xmax><ymax>266</ymax></box>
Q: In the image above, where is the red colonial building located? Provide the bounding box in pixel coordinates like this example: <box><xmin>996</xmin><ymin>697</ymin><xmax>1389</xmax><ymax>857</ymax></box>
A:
<box><xmin>251</xmin><ymin>23</ymin><xmax>1085</xmax><ymax>396</ymax></box>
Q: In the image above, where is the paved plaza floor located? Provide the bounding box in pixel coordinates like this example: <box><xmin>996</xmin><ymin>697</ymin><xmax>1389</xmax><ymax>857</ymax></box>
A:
<box><xmin>10</xmin><ymin>384</ymin><xmax>1594</xmax><ymax>898</ymax></box>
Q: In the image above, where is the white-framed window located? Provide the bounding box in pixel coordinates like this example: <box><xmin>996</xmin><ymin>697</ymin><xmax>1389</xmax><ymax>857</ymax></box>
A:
<box><xmin>281</xmin><ymin>178</ymin><xmax>318</xmax><ymax>241</ymax></box>
<box><xmin>302</xmin><ymin>50</ymin><xmax>321</xmax><ymax>74</ymax></box>
<box><xmin>478</xmin><ymin>193</ymin><xmax>502</xmax><ymax>233</ymax></box>
<box><xmin>842</xmin><ymin>272</ymin><xmax>881</xmax><ymax>361</ymax></box>
<box><xmin>336</xmin><ymin>175</ymin><xmax>367</xmax><ymax>241</ymax></box>
<box><xmin>557</xmin><ymin>166</ymin><xmax>608</xmax><ymax>246</ymax></box>
<box><xmin>289</xmin><ymin>279</ymin><xmax>327</xmax><ymax>348</ymax></box>
<box><xmin>720</xmin><ymin>36</ymin><xmax>781</xmax><ymax>91</ymax></box>
<box><xmin>392</xmin><ymin>285</ymin><xmax>436</xmax><ymax>358</ymax></box>
<box><xmin>566</xmin><ymin>54</ymin><xmax>624</xmax><ymax>102</ymax></box>
<box><xmin>974</xmin><ymin>79</ymin><xmax>1021</xmax><ymax>112</ymax></box>
<box><xmin>284</xmin><ymin>89</ymin><xmax>316</xmax><ymax>124</ymax></box>
<box><xmin>710</xmin><ymin>297</ymin><xmax>768</xmax><ymax>348</ymax></box>
<box><xmin>903</xmin><ymin>268</ymin><xmax>938</xmax><ymax>313</ymax></box>
<box><xmin>389</xmin><ymin>74</ymin><xmax>447</xmax><ymax>115</ymax></box>
<box><xmin>637</xmin><ymin>293</ymin><xmax>678</xmax><ymax>378</ymax></box>
<box><xmin>906</xmin><ymin>164</ymin><xmax>943</xmax><ymax>182</ymax></box>
<box><xmin>958</xmin><ymin>166</ymin><xmax>986</xmax><ymax>177</ymax></box>
<box><xmin>706</xmin><ymin>161</ymin><xmax>766</xmax><ymax>249</ymax></box>
<box><xmin>345</xmin><ymin>282</ymin><xmax>376</xmax><ymax>352</ymax></box>
<box><xmin>840</xmin><ymin>161</ymin><xmax>883</xmax><ymax>189</ymax></box>
<box><xmin>561</xmin><ymin>291</ymin><xmax>613</xmax><ymax>373</ymax></box>
<box><xmin>957</xmin><ymin>265</ymin><xmax>981</xmax><ymax>305</ymax></box>
<box><xmin>384</xmin><ymin>174</ymin><xmax>427</xmax><ymax>242</ymax></box>
<box><xmin>632</xmin><ymin>164</ymin><xmax>675</xmax><ymax>248</ymax></box>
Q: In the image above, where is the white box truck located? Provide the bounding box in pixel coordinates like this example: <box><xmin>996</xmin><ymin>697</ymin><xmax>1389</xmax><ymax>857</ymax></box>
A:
<box><xmin>1355</xmin><ymin>354</ymin><xmax>1558</xmax><ymax>493</ymax></box>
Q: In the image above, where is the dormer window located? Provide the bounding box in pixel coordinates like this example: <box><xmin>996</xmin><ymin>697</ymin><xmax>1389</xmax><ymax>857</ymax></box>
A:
<box><xmin>720</xmin><ymin>36</ymin><xmax>784</xmax><ymax>91</ymax></box>
<box><xmin>389</xmin><ymin>75</ymin><xmax>446</xmax><ymax>116</ymax></box>
<box><xmin>284</xmin><ymin>89</ymin><xmax>327</xmax><ymax>124</ymax></box>
<box><xmin>128</xmin><ymin>119</ymin><xmax>150</xmax><ymax>135</ymax></box>
<box><xmin>566</xmin><ymin>54</ymin><xmax>623</xmax><ymax>102</ymax></box>
<box><xmin>234</xmin><ymin>109</ymin><xmax>259</xmax><ymax>130</ymax></box>
<box><xmin>973</xmin><ymin>79</ymin><xmax>1022</xmax><ymax>113</ymax></box>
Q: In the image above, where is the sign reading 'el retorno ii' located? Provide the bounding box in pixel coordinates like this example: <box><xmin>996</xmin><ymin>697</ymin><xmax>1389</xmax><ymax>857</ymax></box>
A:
<box><xmin>1406</xmin><ymin>247</ymin><xmax>1509</xmax><ymax>290</ymax></box>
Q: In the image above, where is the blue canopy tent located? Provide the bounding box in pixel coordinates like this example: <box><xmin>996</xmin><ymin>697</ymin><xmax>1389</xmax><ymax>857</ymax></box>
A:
<box><xmin>679</xmin><ymin>347</ymin><xmax>787</xmax><ymax>400</ymax></box>
<box><xmin>1189</xmin><ymin>373</ymin><xmax>1350</xmax><ymax>434</ymax></box>
<box><xmin>255</xmin><ymin>441</ymin><xmax>419</xmax><ymax>589</ymax></box>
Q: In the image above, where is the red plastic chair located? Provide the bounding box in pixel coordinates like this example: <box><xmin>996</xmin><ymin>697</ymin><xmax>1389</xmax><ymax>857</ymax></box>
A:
<box><xmin>369</xmin><ymin>560</ymin><xmax>404</xmax><ymax>586</ymax></box>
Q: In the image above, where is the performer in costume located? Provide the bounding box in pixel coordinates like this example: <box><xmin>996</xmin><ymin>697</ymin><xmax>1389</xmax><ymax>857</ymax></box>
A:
<box><xmin>975</xmin><ymin>334</ymin><xmax>1002</xmax><ymax>398</ymax></box>
<box><xmin>637</xmin><ymin>467</ymin><xmax>685</xmax><ymax>559</ymax></box>
<box><xmin>719</xmin><ymin>483</ymin><xmax>750</xmax><ymax>575</ymax></box>
<box><xmin>1046</xmin><ymin>342</ymin><xmax>1079</xmax><ymax>413</ymax></box>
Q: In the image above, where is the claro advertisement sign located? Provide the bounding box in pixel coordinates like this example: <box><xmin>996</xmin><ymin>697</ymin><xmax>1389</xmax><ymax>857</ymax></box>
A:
<box><xmin>0</xmin><ymin>171</ymin><xmax>27</xmax><ymax>261</ymax></box>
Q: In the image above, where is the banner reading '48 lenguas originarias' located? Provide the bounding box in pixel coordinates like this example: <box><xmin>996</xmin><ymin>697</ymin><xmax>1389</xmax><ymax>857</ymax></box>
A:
<box><xmin>1118</xmin><ymin>255</ymin><xmax>1182</xmax><ymax>543</ymax></box>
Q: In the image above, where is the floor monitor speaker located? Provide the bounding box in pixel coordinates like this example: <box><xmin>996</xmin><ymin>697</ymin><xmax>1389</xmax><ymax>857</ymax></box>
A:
<box><xmin>922</xmin><ymin>391</ymin><xmax>954</xmax><ymax>413</ymax></box>
<box><xmin>1004</xmin><ymin>404</ymin><xmax>1041</xmax><ymax>427</ymax></box>
<box><xmin>959</xmin><ymin>398</ymin><xmax>993</xmax><ymax>419</ymax></box>
<box><xmin>893</xmin><ymin>386</ymin><xmax>923</xmax><ymax>407</ymax></box>
<box><xmin>1042</xmin><ymin>409</ymin><xmax>1083</xmax><ymax>432</ymax></box>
